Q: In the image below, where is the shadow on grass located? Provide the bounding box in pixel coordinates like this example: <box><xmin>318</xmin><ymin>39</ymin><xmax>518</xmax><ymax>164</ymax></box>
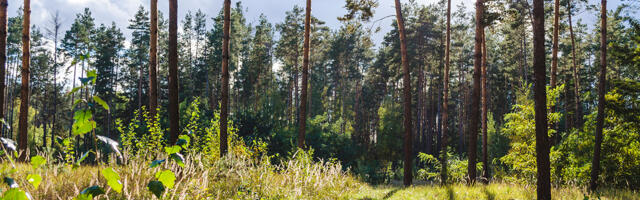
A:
<box><xmin>483</xmin><ymin>187</ymin><xmax>495</xmax><ymax>200</ymax></box>
<box><xmin>382</xmin><ymin>188</ymin><xmax>401</xmax><ymax>199</ymax></box>
<box><xmin>446</xmin><ymin>186</ymin><xmax>455</xmax><ymax>200</ymax></box>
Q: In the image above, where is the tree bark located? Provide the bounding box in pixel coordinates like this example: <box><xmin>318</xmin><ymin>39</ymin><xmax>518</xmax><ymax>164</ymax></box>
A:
<box><xmin>394</xmin><ymin>0</ymin><xmax>413</xmax><ymax>187</ymax></box>
<box><xmin>0</xmin><ymin>0</ymin><xmax>6</xmax><ymax>133</ymax></box>
<box><xmin>298</xmin><ymin>0</ymin><xmax>311</xmax><ymax>149</ymax></box>
<box><xmin>468</xmin><ymin>0</ymin><xmax>484</xmax><ymax>184</ymax></box>
<box><xmin>18</xmin><ymin>0</ymin><xmax>30</xmax><ymax>161</ymax></box>
<box><xmin>568</xmin><ymin>0</ymin><xmax>582</xmax><ymax>128</ymax></box>
<box><xmin>590</xmin><ymin>0</ymin><xmax>606</xmax><ymax>191</ymax></box>
<box><xmin>481</xmin><ymin>29</ymin><xmax>489</xmax><ymax>184</ymax></box>
<box><xmin>533</xmin><ymin>0</ymin><xmax>551</xmax><ymax>198</ymax></box>
<box><xmin>168</xmin><ymin>0</ymin><xmax>180</xmax><ymax>145</ymax></box>
<box><xmin>551</xmin><ymin>0</ymin><xmax>559</xmax><ymax>89</ymax></box>
<box><xmin>220</xmin><ymin>0</ymin><xmax>231</xmax><ymax>156</ymax></box>
<box><xmin>440</xmin><ymin>0</ymin><xmax>451</xmax><ymax>185</ymax></box>
<box><xmin>149</xmin><ymin>0</ymin><xmax>158</xmax><ymax>118</ymax></box>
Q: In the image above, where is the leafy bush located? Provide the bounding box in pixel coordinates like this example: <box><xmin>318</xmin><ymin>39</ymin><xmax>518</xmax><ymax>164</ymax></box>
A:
<box><xmin>498</xmin><ymin>85</ymin><xmax>563</xmax><ymax>184</ymax></box>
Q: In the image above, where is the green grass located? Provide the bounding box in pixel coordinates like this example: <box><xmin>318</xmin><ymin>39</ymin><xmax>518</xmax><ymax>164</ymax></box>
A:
<box><xmin>0</xmin><ymin>154</ymin><xmax>637</xmax><ymax>199</ymax></box>
<box><xmin>350</xmin><ymin>183</ymin><xmax>639</xmax><ymax>200</ymax></box>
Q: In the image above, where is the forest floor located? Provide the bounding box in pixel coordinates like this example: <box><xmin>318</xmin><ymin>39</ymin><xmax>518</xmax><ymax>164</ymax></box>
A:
<box><xmin>0</xmin><ymin>156</ymin><xmax>637</xmax><ymax>199</ymax></box>
<box><xmin>351</xmin><ymin>183</ymin><xmax>639</xmax><ymax>200</ymax></box>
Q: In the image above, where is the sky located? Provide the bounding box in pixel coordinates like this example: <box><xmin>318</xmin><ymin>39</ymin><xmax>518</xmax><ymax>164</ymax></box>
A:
<box><xmin>6</xmin><ymin>0</ymin><xmax>635</xmax><ymax>48</ymax></box>
<box><xmin>4</xmin><ymin>0</ymin><xmax>478</xmax><ymax>47</ymax></box>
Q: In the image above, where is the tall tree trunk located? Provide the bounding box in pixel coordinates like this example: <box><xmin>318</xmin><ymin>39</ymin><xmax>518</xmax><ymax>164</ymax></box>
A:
<box><xmin>551</xmin><ymin>0</ymin><xmax>559</xmax><ymax>89</ymax></box>
<box><xmin>51</xmin><ymin>12</ymin><xmax>61</xmax><ymax>147</ymax></box>
<box><xmin>168</xmin><ymin>0</ymin><xmax>180</xmax><ymax>145</ymax></box>
<box><xmin>468</xmin><ymin>0</ymin><xmax>484</xmax><ymax>184</ymax></box>
<box><xmin>481</xmin><ymin>30</ymin><xmax>489</xmax><ymax>184</ymax></box>
<box><xmin>568</xmin><ymin>0</ymin><xmax>582</xmax><ymax>128</ymax></box>
<box><xmin>394</xmin><ymin>0</ymin><xmax>413</xmax><ymax>187</ymax></box>
<box><xmin>0</xmin><ymin>0</ymin><xmax>6</xmax><ymax>134</ymax></box>
<box><xmin>533</xmin><ymin>0</ymin><xmax>551</xmax><ymax>198</ymax></box>
<box><xmin>440</xmin><ymin>0</ymin><xmax>451</xmax><ymax>185</ymax></box>
<box><xmin>550</xmin><ymin>0</ymin><xmax>560</xmax><ymax>138</ymax></box>
<box><xmin>298</xmin><ymin>0</ymin><xmax>311</xmax><ymax>149</ymax></box>
<box><xmin>138</xmin><ymin>61</ymin><xmax>143</xmax><ymax>113</ymax></box>
<box><xmin>18</xmin><ymin>0</ymin><xmax>30</xmax><ymax>161</ymax></box>
<box><xmin>219</xmin><ymin>0</ymin><xmax>231</xmax><ymax>156</ymax></box>
<box><xmin>590</xmin><ymin>0</ymin><xmax>606</xmax><ymax>191</ymax></box>
<box><xmin>149</xmin><ymin>0</ymin><xmax>158</xmax><ymax>118</ymax></box>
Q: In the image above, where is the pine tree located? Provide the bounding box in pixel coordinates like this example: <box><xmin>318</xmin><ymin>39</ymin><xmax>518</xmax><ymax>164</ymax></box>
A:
<box><xmin>590</xmin><ymin>0</ymin><xmax>607</xmax><ymax>191</ymax></box>
<box><xmin>17</xmin><ymin>0</ymin><xmax>30</xmax><ymax>161</ymax></box>
<box><xmin>532</xmin><ymin>0</ymin><xmax>551</xmax><ymax>198</ymax></box>
<box><xmin>168</xmin><ymin>0</ymin><xmax>179</xmax><ymax>145</ymax></box>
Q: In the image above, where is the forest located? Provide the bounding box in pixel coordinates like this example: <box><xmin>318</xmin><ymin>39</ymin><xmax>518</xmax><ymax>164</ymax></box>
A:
<box><xmin>0</xmin><ymin>0</ymin><xmax>637</xmax><ymax>199</ymax></box>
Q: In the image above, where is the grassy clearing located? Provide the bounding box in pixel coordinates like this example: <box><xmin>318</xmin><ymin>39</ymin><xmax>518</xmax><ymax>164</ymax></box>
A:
<box><xmin>0</xmin><ymin>154</ymin><xmax>637</xmax><ymax>199</ymax></box>
<box><xmin>351</xmin><ymin>183</ymin><xmax>639</xmax><ymax>200</ymax></box>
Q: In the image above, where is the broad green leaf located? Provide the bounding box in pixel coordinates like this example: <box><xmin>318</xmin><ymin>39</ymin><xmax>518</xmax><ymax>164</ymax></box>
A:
<box><xmin>80</xmin><ymin>185</ymin><xmax>105</xmax><ymax>197</ymax></box>
<box><xmin>100</xmin><ymin>168</ymin><xmax>122</xmax><ymax>193</ymax></box>
<box><xmin>73</xmin><ymin>110</ymin><xmax>95</xmax><ymax>136</ymax></box>
<box><xmin>155</xmin><ymin>170</ymin><xmax>176</xmax><ymax>189</ymax></box>
<box><xmin>26</xmin><ymin>174</ymin><xmax>42</xmax><ymax>189</ymax></box>
<box><xmin>2</xmin><ymin>188</ymin><xmax>29</xmax><ymax>200</ymax></box>
<box><xmin>92</xmin><ymin>96</ymin><xmax>109</xmax><ymax>111</ymax></box>
<box><xmin>164</xmin><ymin>145</ymin><xmax>181</xmax><ymax>155</ymax></box>
<box><xmin>149</xmin><ymin>159</ymin><xmax>165</xmax><ymax>168</ymax></box>
<box><xmin>147</xmin><ymin>180</ymin><xmax>165</xmax><ymax>198</ymax></box>
<box><xmin>86</xmin><ymin>70</ymin><xmax>97</xmax><ymax>84</ymax></box>
<box><xmin>170</xmin><ymin>153</ymin><xmax>185</xmax><ymax>167</ymax></box>
<box><xmin>30</xmin><ymin>155</ymin><xmax>46</xmax><ymax>169</ymax></box>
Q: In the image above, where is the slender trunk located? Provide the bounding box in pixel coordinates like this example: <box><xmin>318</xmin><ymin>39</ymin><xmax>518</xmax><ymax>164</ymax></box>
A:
<box><xmin>69</xmin><ymin>63</ymin><xmax>76</xmax><ymax>137</ymax></box>
<box><xmin>468</xmin><ymin>0</ymin><xmax>484</xmax><ymax>184</ymax></box>
<box><xmin>219</xmin><ymin>0</ymin><xmax>231</xmax><ymax>156</ymax></box>
<box><xmin>149</xmin><ymin>0</ymin><xmax>158</xmax><ymax>118</ymax></box>
<box><xmin>551</xmin><ymin>0</ymin><xmax>559</xmax><ymax>89</ymax></box>
<box><xmin>395</xmin><ymin>0</ymin><xmax>413</xmax><ymax>187</ymax></box>
<box><xmin>51</xmin><ymin>15</ymin><xmax>60</xmax><ymax>148</ymax></box>
<box><xmin>440</xmin><ymin>0</ymin><xmax>451</xmax><ymax>185</ymax></box>
<box><xmin>590</xmin><ymin>0</ymin><xmax>606</xmax><ymax>191</ymax></box>
<box><xmin>533</xmin><ymin>0</ymin><xmax>551</xmax><ymax>198</ymax></box>
<box><xmin>568</xmin><ymin>0</ymin><xmax>582</xmax><ymax>128</ymax></box>
<box><xmin>138</xmin><ymin>61</ymin><xmax>143</xmax><ymax>112</ymax></box>
<box><xmin>298</xmin><ymin>0</ymin><xmax>311</xmax><ymax>149</ymax></box>
<box><xmin>168</xmin><ymin>0</ymin><xmax>180</xmax><ymax>145</ymax></box>
<box><xmin>18</xmin><ymin>0</ymin><xmax>30</xmax><ymax>161</ymax></box>
<box><xmin>0</xmin><ymin>0</ymin><xmax>6</xmax><ymax>132</ymax></box>
<box><xmin>481</xmin><ymin>30</ymin><xmax>489</xmax><ymax>184</ymax></box>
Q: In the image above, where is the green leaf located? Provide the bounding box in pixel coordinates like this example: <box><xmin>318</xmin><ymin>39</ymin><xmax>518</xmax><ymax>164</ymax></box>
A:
<box><xmin>72</xmin><ymin>110</ymin><xmax>95</xmax><ymax>136</ymax></box>
<box><xmin>170</xmin><ymin>153</ymin><xmax>185</xmax><ymax>167</ymax></box>
<box><xmin>80</xmin><ymin>185</ymin><xmax>105</xmax><ymax>197</ymax></box>
<box><xmin>147</xmin><ymin>180</ymin><xmax>165</xmax><ymax>198</ymax></box>
<box><xmin>164</xmin><ymin>145</ymin><xmax>181</xmax><ymax>155</ymax></box>
<box><xmin>73</xmin><ymin>151</ymin><xmax>90</xmax><ymax>169</ymax></box>
<box><xmin>100</xmin><ymin>168</ymin><xmax>122</xmax><ymax>193</ymax></box>
<box><xmin>2</xmin><ymin>188</ymin><xmax>29</xmax><ymax>200</ymax></box>
<box><xmin>73</xmin><ymin>194</ymin><xmax>93</xmax><ymax>200</ymax></box>
<box><xmin>155</xmin><ymin>170</ymin><xmax>176</xmax><ymax>189</ymax></box>
<box><xmin>30</xmin><ymin>155</ymin><xmax>46</xmax><ymax>169</ymax></box>
<box><xmin>86</xmin><ymin>70</ymin><xmax>97</xmax><ymax>84</ymax></box>
<box><xmin>149</xmin><ymin>159</ymin><xmax>165</xmax><ymax>168</ymax></box>
<box><xmin>176</xmin><ymin>135</ymin><xmax>190</xmax><ymax>148</ymax></box>
<box><xmin>26</xmin><ymin>174</ymin><xmax>42</xmax><ymax>189</ymax></box>
<box><xmin>67</xmin><ymin>86</ymin><xmax>83</xmax><ymax>96</ymax></box>
<box><xmin>92</xmin><ymin>96</ymin><xmax>109</xmax><ymax>111</ymax></box>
